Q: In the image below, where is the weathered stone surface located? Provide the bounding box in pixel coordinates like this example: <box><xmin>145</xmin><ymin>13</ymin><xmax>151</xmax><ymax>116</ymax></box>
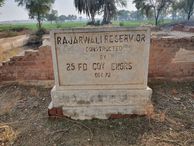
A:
<box><xmin>51</xmin><ymin>27</ymin><xmax>150</xmax><ymax>90</ymax></box>
<box><xmin>49</xmin><ymin>27</ymin><xmax>152</xmax><ymax>120</ymax></box>
<box><xmin>51</xmin><ymin>86</ymin><xmax>152</xmax><ymax>120</ymax></box>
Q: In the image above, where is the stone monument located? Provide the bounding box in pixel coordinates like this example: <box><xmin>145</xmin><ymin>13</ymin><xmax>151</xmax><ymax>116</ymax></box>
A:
<box><xmin>49</xmin><ymin>27</ymin><xmax>153</xmax><ymax>120</ymax></box>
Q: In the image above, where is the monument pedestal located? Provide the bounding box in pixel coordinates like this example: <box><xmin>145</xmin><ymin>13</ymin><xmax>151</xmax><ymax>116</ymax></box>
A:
<box><xmin>49</xmin><ymin>86</ymin><xmax>153</xmax><ymax>120</ymax></box>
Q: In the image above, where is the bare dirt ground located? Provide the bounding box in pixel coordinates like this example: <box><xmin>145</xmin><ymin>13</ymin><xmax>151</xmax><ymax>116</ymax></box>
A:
<box><xmin>0</xmin><ymin>80</ymin><xmax>194</xmax><ymax>146</ymax></box>
<box><xmin>0</xmin><ymin>35</ymin><xmax>30</xmax><ymax>64</ymax></box>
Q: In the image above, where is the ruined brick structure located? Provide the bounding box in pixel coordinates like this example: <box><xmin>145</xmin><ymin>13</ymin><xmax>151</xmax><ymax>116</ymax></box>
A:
<box><xmin>0</xmin><ymin>36</ymin><xmax>194</xmax><ymax>82</ymax></box>
<box><xmin>0</xmin><ymin>46</ymin><xmax>54</xmax><ymax>82</ymax></box>
<box><xmin>149</xmin><ymin>37</ymin><xmax>194</xmax><ymax>80</ymax></box>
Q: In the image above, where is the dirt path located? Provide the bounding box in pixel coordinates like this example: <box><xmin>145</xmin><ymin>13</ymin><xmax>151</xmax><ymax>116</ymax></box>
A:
<box><xmin>0</xmin><ymin>81</ymin><xmax>194</xmax><ymax>146</ymax></box>
<box><xmin>0</xmin><ymin>35</ymin><xmax>30</xmax><ymax>63</ymax></box>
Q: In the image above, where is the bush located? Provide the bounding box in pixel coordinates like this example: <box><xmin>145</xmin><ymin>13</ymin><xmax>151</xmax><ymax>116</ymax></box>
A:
<box><xmin>27</xmin><ymin>28</ymin><xmax>48</xmax><ymax>47</ymax></box>
<box><xmin>56</xmin><ymin>23</ymin><xmax>62</xmax><ymax>28</ymax></box>
<box><xmin>87</xmin><ymin>20</ymin><xmax>101</xmax><ymax>26</ymax></box>
<box><xmin>95</xmin><ymin>20</ymin><xmax>101</xmax><ymax>26</ymax></box>
<box><xmin>119</xmin><ymin>22</ymin><xmax>124</xmax><ymax>26</ymax></box>
<box><xmin>10</xmin><ymin>27</ymin><xmax>28</xmax><ymax>32</ymax></box>
<box><xmin>87</xmin><ymin>21</ymin><xmax>95</xmax><ymax>26</ymax></box>
<box><xmin>35</xmin><ymin>28</ymin><xmax>48</xmax><ymax>37</ymax></box>
<box><xmin>26</xmin><ymin>34</ymin><xmax>42</xmax><ymax>47</ymax></box>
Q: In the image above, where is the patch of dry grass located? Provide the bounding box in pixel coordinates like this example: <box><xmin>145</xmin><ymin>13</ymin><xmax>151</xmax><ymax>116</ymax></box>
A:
<box><xmin>0</xmin><ymin>47</ymin><xmax>23</xmax><ymax>63</ymax></box>
<box><xmin>0</xmin><ymin>124</ymin><xmax>16</xmax><ymax>145</ymax></box>
<box><xmin>141</xmin><ymin>130</ymin><xmax>194</xmax><ymax>146</ymax></box>
<box><xmin>29</xmin><ymin>88</ymin><xmax>40</xmax><ymax>97</ymax></box>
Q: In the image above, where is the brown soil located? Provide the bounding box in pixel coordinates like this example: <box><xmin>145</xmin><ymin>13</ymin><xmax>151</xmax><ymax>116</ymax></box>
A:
<box><xmin>0</xmin><ymin>80</ymin><xmax>194</xmax><ymax>146</ymax></box>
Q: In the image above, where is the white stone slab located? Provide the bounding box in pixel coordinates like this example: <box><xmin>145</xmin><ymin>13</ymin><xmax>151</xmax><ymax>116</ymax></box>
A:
<box><xmin>51</xmin><ymin>27</ymin><xmax>150</xmax><ymax>90</ymax></box>
<box><xmin>51</xmin><ymin>86</ymin><xmax>152</xmax><ymax>119</ymax></box>
<box><xmin>50</xmin><ymin>27</ymin><xmax>152</xmax><ymax>119</ymax></box>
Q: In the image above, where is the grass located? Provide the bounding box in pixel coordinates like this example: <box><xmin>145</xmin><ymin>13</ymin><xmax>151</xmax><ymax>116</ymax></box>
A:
<box><xmin>0</xmin><ymin>19</ymin><xmax>174</xmax><ymax>32</ymax></box>
<box><xmin>0</xmin><ymin>23</ymin><xmax>36</xmax><ymax>31</ymax></box>
<box><xmin>0</xmin><ymin>22</ymin><xmax>87</xmax><ymax>32</ymax></box>
<box><xmin>113</xmin><ymin>21</ymin><xmax>143</xmax><ymax>27</ymax></box>
<box><xmin>113</xmin><ymin>19</ymin><xmax>173</xmax><ymax>27</ymax></box>
<box><xmin>42</xmin><ymin>21</ymin><xmax>86</xmax><ymax>29</ymax></box>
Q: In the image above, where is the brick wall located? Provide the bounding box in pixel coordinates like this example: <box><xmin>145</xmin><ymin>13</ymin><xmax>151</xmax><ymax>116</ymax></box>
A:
<box><xmin>149</xmin><ymin>37</ymin><xmax>194</xmax><ymax>80</ymax></box>
<box><xmin>0</xmin><ymin>46</ymin><xmax>54</xmax><ymax>82</ymax></box>
<box><xmin>172</xmin><ymin>24</ymin><xmax>194</xmax><ymax>33</ymax></box>
<box><xmin>0</xmin><ymin>36</ymin><xmax>194</xmax><ymax>82</ymax></box>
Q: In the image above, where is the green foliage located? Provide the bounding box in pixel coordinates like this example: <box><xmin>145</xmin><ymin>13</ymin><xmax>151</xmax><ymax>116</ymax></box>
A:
<box><xmin>0</xmin><ymin>20</ymin><xmax>176</xmax><ymax>34</ymax></box>
<box><xmin>66</xmin><ymin>15</ymin><xmax>77</xmax><ymax>21</ymax></box>
<box><xmin>0</xmin><ymin>24</ymin><xmax>33</xmax><ymax>32</ymax></box>
<box><xmin>177</xmin><ymin>0</ymin><xmax>194</xmax><ymax>20</ymax></box>
<box><xmin>46</xmin><ymin>9</ymin><xmax>58</xmax><ymax>23</ymax></box>
<box><xmin>74</xmin><ymin>0</ymin><xmax>127</xmax><ymax>24</ymax></box>
<box><xmin>35</xmin><ymin>27</ymin><xmax>48</xmax><ymax>36</ymax></box>
<box><xmin>0</xmin><ymin>22</ymin><xmax>86</xmax><ymax>32</ymax></box>
<box><xmin>117</xmin><ymin>10</ymin><xmax>130</xmax><ymax>21</ymax></box>
<box><xmin>15</xmin><ymin>0</ymin><xmax>55</xmax><ymax>30</ymax></box>
<box><xmin>58</xmin><ymin>15</ymin><xmax>67</xmax><ymax>22</ymax></box>
<box><xmin>58</xmin><ymin>15</ymin><xmax>77</xmax><ymax>22</ymax></box>
<box><xmin>87</xmin><ymin>20</ymin><xmax>101</xmax><ymax>26</ymax></box>
<box><xmin>42</xmin><ymin>22</ymin><xmax>86</xmax><ymax>29</ymax></box>
<box><xmin>74</xmin><ymin>0</ymin><xmax>102</xmax><ymax>23</ymax></box>
<box><xmin>101</xmin><ymin>0</ymin><xmax>127</xmax><ymax>24</ymax></box>
<box><xmin>0</xmin><ymin>0</ymin><xmax>4</xmax><ymax>6</ymax></box>
<box><xmin>119</xmin><ymin>22</ymin><xmax>124</xmax><ymax>26</ymax></box>
<box><xmin>133</xmin><ymin>0</ymin><xmax>173</xmax><ymax>25</ymax></box>
<box><xmin>117</xmin><ymin>9</ymin><xmax>146</xmax><ymax>21</ymax></box>
<box><xmin>129</xmin><ymin>10</ymin><xmax>145</xmax><ymax>20</ymax></box>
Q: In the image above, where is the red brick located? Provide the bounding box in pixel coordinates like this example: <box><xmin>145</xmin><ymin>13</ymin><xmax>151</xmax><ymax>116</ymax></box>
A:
<box><xmin>48</xmin><ymin>107</ymin><xmax>63</xmax><ymax>117</ymax></box>
<box><xmin>109</xmin><ymin>114</ymin><xmax>131</xmax><ymax>119</ymax></box>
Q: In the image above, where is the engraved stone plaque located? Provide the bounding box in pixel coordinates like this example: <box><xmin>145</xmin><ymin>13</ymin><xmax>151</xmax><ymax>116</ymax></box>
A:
<box><xmin>49</xmin><ymin>27</ymin><xmax>153</xmax><ymax>120</ymax></box>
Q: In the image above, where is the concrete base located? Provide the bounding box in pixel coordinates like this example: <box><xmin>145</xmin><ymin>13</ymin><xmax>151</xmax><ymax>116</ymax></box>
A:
<box><xmin>49</xmin><ymin>86</ymin><xmax>153</xmax><ymax>120</ymax></box>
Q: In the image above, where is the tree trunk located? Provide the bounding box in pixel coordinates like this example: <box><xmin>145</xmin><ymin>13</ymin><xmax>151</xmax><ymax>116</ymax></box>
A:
<box><xmin>91</xmin><ymin>12</ymin><xmax>95</xmax><ymax>24</ymax></box>
<box><xmin>187</xmin><ymin>13</ymin><xmax>191</xmax><ymax>21</ymax></box>
<box><xmin>187</xmin><ymin>1</ymin><xmax>194</xmax><ymax>21</ymax></box>
<box><xmin>37</xmin><ymin>12</ymin><xmax>42</xmax><ymax>30</ymax></box>
<box><xmin>91</xmin><ymin>17</ymin><xmax>95</xmax><ymax>24</ymax></box>
<box><xmin>155</xmin><ymin>16</ymin><xmax>158</xmax><ymax>26</ymax></box>
<box><xmin>155</xmin><ymin>12</ymin><xmax>159</xmax><ymax>26</ymax></box>
<box><xmin>172</xmin><ymin>11</ymin><xmax>176</xmax><ymax>20</ymax></box>
<box><xmin>102</xmin><ymin>4</ymin><xmax>108</xmax><ymax>24</ymax></box>
<box><xmin>38</xmin><ymin>20</ymin><xmax>41</xmax><ymax>30</ymax></box>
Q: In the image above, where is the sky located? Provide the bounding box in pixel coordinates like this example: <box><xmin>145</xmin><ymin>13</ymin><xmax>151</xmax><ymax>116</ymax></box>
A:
<box><xmin>0</xmin><ymin>0</ymin><xmax>136</xmax><ymax>22</ymax></box>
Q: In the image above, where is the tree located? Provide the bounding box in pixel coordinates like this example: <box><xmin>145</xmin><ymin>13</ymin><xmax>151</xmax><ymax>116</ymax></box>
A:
<box><xmin>58</xmin><ymin>15</ymin><xmax>77</xmax><ymax>22</ymax></box>
<box><xmin>79</xmin><ymin>16</ymin><xmax>83</xmax><ymax>21</ymax></box>
<box><xmin>101</xmin><ymin>0</ymin><xmax>127</xmax><ymax>24</ymax></box>
<box><xmin>117</xmin><ymin>10</ymin><xmax>130</xmax><ymax>21</ymax></box>
<box><xmin>74</xmin><ymin>0</ymin><xmax>102</xmax><ymax>24</ymax></box>
<box><xmin>178</xmin><ymin>0</ymin><xmax>194</xmax><ymax>20</ymax></box>
<box><xmin>46</xmin><ymin>9</ymin><xmax>58</xmax><ymax>24</ymax></box>
<box><xmin>58</xmin><ymin>15</ymin><xmax>67</xmax><ymax>22</ymax></box>
<box><xmin>133</xmin><ymin>0</ymin><xmax>173</xmax><ymax>25</ymax></box>
<box><xmin>129</xmin><ymin>10</ymin><xmax>145</xmax><ymax>21</ymax></box>
<box><xmin>170</xmin><ymin>1</ymin><xmax>178</xmax><ymax>20</ymax></box>
<box><xmin>15</xmin><ymin>0</ymin><xmax>55</xmax><ymax>30</ymax></box>
<box><xmin>74</xmin><ymin>0</ymin><xmax>127</xmax><ymax>24</ymax></box>
<box><xmin>66</xmin><ymin>15</ymin><xmax>77</xmax><ymax>21</ymax></box>
<box><xmin>0</xmin><ymin>0</ymin><xmax>4</xmax><ymax>6</ymax></box>
<box><xmin>133</xmin><ymin>0</ymin><xmax>153</xmax><ymax>19</ymax></box>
